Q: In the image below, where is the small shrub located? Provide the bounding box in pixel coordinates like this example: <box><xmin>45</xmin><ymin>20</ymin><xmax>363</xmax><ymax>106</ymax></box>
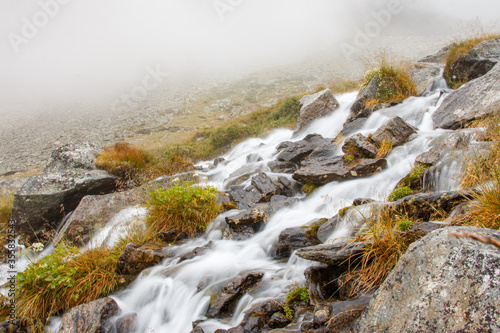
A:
<box><xmin>286</xmin><ymin>285</ymin><xmax>310</xmax><ymax>304</ymax></box>
<box><xmin>17</xmin><ymin>244</ymin><xmax>121</xmax><ymax>319</ymax></box>
<box><xmin>376</xmin><ymin>139</ymin><xmax>393</xmax><ymax>158</ymax></box>
<box><xmin>387</xmin><ymin>186</ymin><xmax>414</xmax><ymax>202</ymax></box>
<box><xmin>283</xmin><ymin>304</ymin><xmax>293</xmax><ymax>320</ymax></box>
<box><xmin>361</xmin><ymin>55</ymin><xmax>417</xmax><ymax>104</ymax></box>
<box><xmin>444</xmin><ymin>34</ymin><xmax>500</xmax><ymax>88</ymax></box>
<box><xmin>146</xmin><ymin>181</ymin><xmax>223</xmax><ymax>237</ymax></box>
<box><xmin>345</xmin><ymin>155</ymin><xmax>355</xmax><ymax>163</ymax></box>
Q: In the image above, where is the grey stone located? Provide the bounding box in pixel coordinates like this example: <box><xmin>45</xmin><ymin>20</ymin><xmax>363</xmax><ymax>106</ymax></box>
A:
<box><xmin>342</xmin><ymin>134</ymin><xmax>378</xmax><ymax>159</ymax></box>
<box><xmin>371</xmin><ymin>116</ymin><xmax>417</xmax><ymax>147</ymax></box>
<box><xmin>355</xmin><ymin>226</ymin><xmax>500</xmax><ymax>333</ymax></box>
<box><xmin>433</xmin><ymin>62</ymin><xmax>500</xmax><ymax>129</ymax></box>
<box><xmin>350</xmin><ymin>75</ymin><xmax>379</xmax><ymax>118</ymax></box>
<box><xmin>275</xmin><ymin>226</ymin><xmax>321</xmax><ymax>259</ymax></box>
<box><xmin>415</xmin><ymin>131</ymin><xmax>472</xmax><ymax>166</ymax></box>
<box><xmin>268</xmin><ymin>161</ymin><xmax>298</xmax><ymax>173</ymax></box>
<box><xmin>294</xmin><ymin>89</ymin><xmax>339</xmax><ymax>134</ymax></box>
<box><xmin>451</xmin><ymin>37</ymin><xmax>500</xmax><ymax>83</ymax></box>
<box><xmin>225</xmin><ymin>204</ymin><xmax>268</xmax><ymax>231</ymax></box>
<box><xmin>295</xmin><ymin>242</ymin><xmax>365</xmax><ymax>266</ymax></box>
<box><xmin>117</xmin><ymin>242</ymin><xmax>165</xmax><ymax>275</ymax></box>
<box><xmin>59</xmin><ymin>297</ymin><xmax>120</xmax><ymax>333</ymax></box>
<box><xmin>276</xmin><ymin>134</ymin><xmax>330</xmax><ymax>164</ymax></box>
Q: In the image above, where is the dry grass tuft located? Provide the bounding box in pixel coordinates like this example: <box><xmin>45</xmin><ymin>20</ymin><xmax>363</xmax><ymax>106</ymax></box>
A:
<box><xmin>450</xmin><ymin>231</ymin><xmax>500</xmax><ymax>250</ymax></box>
<box><xmin>0</xmin><ymin>194</ymin><xmax>14</xmax><ymax>249</ymax></box>
<box><xmin>375</xmin><ymin>139</ymin><xmax>393</xmax><ymax>158</ymax></box>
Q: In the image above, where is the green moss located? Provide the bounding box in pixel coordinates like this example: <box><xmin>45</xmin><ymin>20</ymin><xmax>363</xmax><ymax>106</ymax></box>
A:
<box><xmin>388</xmin><ymin>186</ymin><xmax>414</xmax><ymax>202</ymax></box>
<box><xmin>302</xmin><ymin>182</ymin><xmax>318</xmax><ymax>195</ymax></box>
<box><xmin>398</xmin><ymin>218</ymin><xmax>414</xmax><ymax>231</ymax></box>
<box><xmin>397</xmin><ymin>164</ymin><xmax>429</xmax><ymax>190</ymax></box>
<box><xmin>345</xmin><ymin>155</ymin><xmax>355</xmax><ymax>163</ymax></box>
<box><xmin>338</xmin><ymin>206</ymin><xmax>351</xmax><ymax>217</ymax></box>
<box><xmin>286</xmin><ymin>286</ymin><xmax>310</xmax><ymax>304</ymax></box>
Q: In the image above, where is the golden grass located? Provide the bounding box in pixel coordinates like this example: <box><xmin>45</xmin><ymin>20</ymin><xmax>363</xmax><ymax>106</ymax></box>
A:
<box><xmin>375</xmin><ymin>139</ymin><xmax>393</xmax><ymax>158</ymax></box>
<box><xmin>444</xmin><ymin>33</ymin><xmax>500</xmax><ymax>88</ymax></box>
<box><xmin>343</xmin><ymin>209</ymin><xmax>421</xmax><ymax>297</ymax></box>
<box><xmin>0</xmin><ymin>194</ymin><xmax>14</xmax><ymax>249</ymax></box>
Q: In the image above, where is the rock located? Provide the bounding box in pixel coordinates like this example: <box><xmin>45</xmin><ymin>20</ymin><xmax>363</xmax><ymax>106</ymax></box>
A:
<box><xmin>265</xmin><ymin>195</ymin><xmax>299</xmax><ymax>216</ymax></box>
<box><xmin>275</xmin><ymin>226</ymin><xmax>321</xmax><ymax>259</ymax></box>
<box><xmin>371</xmin><ymin>116</ymin><xmax>417</xmax><ymax>147</ymax></box>
<box><xmin>268</xmin><ymin>161</ymin><xmax>298</xmax><ymax>174</ymax></box>
<box><xmin>206</xmin><ymin>273</ymin><xmax>263</xmax><ymax>318</ymax></box>
<box><xmin>59</xmin><ymin>297</ymin><xmax>120</xmax><ymax>333</ymax></box>
<box><xmin>341</xmin><ymin>134</ymin><xmax>378</xmax><ymax>159</ymax></box>
<box><xmin>295</xmin><ymin>242</ymin><xmax>365</xmax><ymax>266</ymax></box>
<box><xmin>338</xmin><ymin>117</ymin><xmax>368</xmax><ymax>139</ymax></box>
<box><xmin>418</xmin><ymin>44</ymin><xmax>452</xmax><ymax>64</ymax></box>
<box><xmin>409</xmin><ymin>221</ymin><xmax>442</xmax><ymax>236</ymax></box>
<box><xmin>178</xmin><ymin>241</ymin><xmax>213</xmax><ymax>263</ymax></box>
<box><xmin>313</xmin><ymin>307</ymin><xmax>330</xmax><ymax>326</ymax></box>
<box><xmin>268</xmin><ymin>312</ymin><xmax>291</xmax><ymax>329</ymax></box>
<box><xmin>227</xmin><ymin>186</ymin><xmax>262</xmax><ymax>210</ymax></box>
<box><xmin>0</xmin><ymin>319</ymin><xmax>44</xmax><ymax>333</ymax></box>
<box><xmin>433</xmin><ymin>62</ymin><xmax>500</xmax><ymax>129</ymax></box>
<box><xmin>450</xmin><ymin>38</ymin><xmax>500</xmax><ymax>84</ymax></box>
<box><xmin>349</xmin><ymin>75</ymin><xmax>379</xmax><ymax>119</ymax></box>
<box><xmin>246</xmin><ymin>154</ymin><xmax>263</xmax><ymax>163</ymax></box>
<box><xmin>0</xmin><ymin>177</ymin><xmax>27</xmax><ymax>196</ymax></box>
<box><xmin>159</xmin><ymin>229</ymin><xmax>188</xmax><ymax>243</ymax></box>
<box><xmin>317</xmin><ymin>214</ymin><xmax>342</xmax><ymax>243</ymax></box>
<box><xmin>415</xmin><ymin>131</ymin><xmax>472</xmax><ymax>166</ymax></box>
<box><xmin>224</xmin><ymin>164</ymin><xmax>267</xmax><ymax>188</ymax></box>
<box><xmin>55</xmin><ymin>188</ymin><xmax>143</xmax><ymax>246</ymax></box>
<box><xmin>294</xmin><ymin>89</ymin><xmax>340</xmax><ymax>134</ymax></box>
<box><xmin>276</xmin><ymin>176</ymin><xmax>299</xmax><ymax>197</ymax></box>
<box><xmin>191</xmin><ymin>326</ymin><xmax>205</xmax><ymax>333</ymax></box>
<box><xmin>352</xmin><ymin>198</ymin><xmax>375</xmax><ymax>206</ymax></box>
<box><xmin>305</xmin><ymin>264</ymin><xmax>346</xmax><ymax>301</ymax></box>
<box><xmin>225</xmin><ymin>204</ymin><xmax>268</xmax><ymax>231</ymax></box>
<box><xmin>326</xmin><ymin>295</ymin><xmax>372</xmax><ymax>332</ymax></box>
<box><xmin>251</xmin><ymin>173</ymin><xmax>280</xmax><ymax>202</ymax></box>
<box><xmin>11</xmin><ymin>142</ymin><xmax>118</xmax><ymax>244</ymax></box>
<box><xmin>117</xmin><ymin>242</ymin><xmax>165</xmax><ymax>275</ymax></box>
<box><xmin>293</xmin><ymin>156</ymin><xmax>387</xmax><ymax>185</ymax></box>
<box><xmin>412</xmin><ymin>62</ymin><xmax>444</xmax><ymax>95</ymax></box>
<box><xmin>115</xmin><ymin>313</ymin><xmax>137</xmax><ymax>333</ymax></box>
<box><xmin>354</xmin><ymin>226</ymin><xmax>500</xmax><ymax>333</ymax></box>
<box><xmin>276</xmin><ymin>134</ymin><xmax>331</xmax><ymax>164</ymax></box>
<box><xmin>389</xmin><ymin>190</ymin><xmax>475</xmax><ymax>221</ymax></box>
<box><xmin>223</xmin><ymin>225</ymin><xmax>255</xmax><ymax>241</ymax></box>
<box><xmin>214</xmin><ymin>157</ymin><xmax>226</xmax><ymax>167</ymax></box>
<box><xmin>242</xmin><ymin>316</ymin><xmax>267</xmax><ymax>333</ymax></box>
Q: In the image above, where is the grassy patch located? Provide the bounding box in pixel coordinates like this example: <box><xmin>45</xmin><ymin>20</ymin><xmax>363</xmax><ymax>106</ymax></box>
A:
<box><xmin>444</xmin><ymin>33</ymin><xmax>500</xmax><ymax>89</ymax></box>
<box><xmin>387</xmin><ymin>186</ymin><xmax>414</xmax><ymax>202</ymax></box>
<box><xmin>344</xmin><ymin>209</ymin><xmax>422</xmax><ymax>296</ymax></box>
<box><xmin>361</xmin><ymin>55</ymin><xmax>417</xmax><ymax>104</ymax></box>
<box><xmin>146</xmin><ymin>181</ymin><xmax>223</xmax><ymax>237</ymax></box>
<box><xmin>96</xmin><ymin>143</ymin><xmax>194</xmax><ymax>186</ymax></box>
<box><xmin>286</xmin><ymin>285</ymin><xmax>310</xmax><ymax>304</ymax></box>
<box><xmin>17</xmin><ymin>244</ymin><xmax>122</xmax><ymax>319</ymax></box>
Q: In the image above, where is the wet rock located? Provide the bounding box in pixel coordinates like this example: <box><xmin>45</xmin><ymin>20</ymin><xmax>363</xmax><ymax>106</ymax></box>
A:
<box><xmin>159</xmin><ymin>229</ymin><xmax>189</xmax><ymax>243</ymax></box>
<box><xmin>265</xmin><ymin>195</ymin><xmax>299</xmax><ymax>216</ymax></box>
<box><xmin>313</xmin><ymin>306</ymin><xmax>331</xmax><ymax>326</ymax></box>
<box><xmin>317</xmin><ymin>214</ymin><xmax>342</xmax><ymax>243</ymax></box>
<box><xmin>389</xmin><ymin>190</ymin><xmax>475</xmax><ymax>221</ymax></box>
<box><xmin>268</xmin><ymin>161</ymin><xmax>298</xmax><ymax>174</ymax></box>
<box><xmin>338</xmin><ymin>117</ymin><xmax>368</xmax><ymax>139</ymax></box>
<box><xmin>352</xmin><ymin>198</ymin><xmax>375</xmax><ymax>206</ymax></box>
<box><xmin>305</xmin><ymin>264</ymin><xmax>347</xmax><ymax>301</ymax></box>
<box><xmin>11</xmin><ymin>142</ymin><xmax>118</xmax><ymax>245</ymax></box>
<box><xmin>326</xmin><ymin>295</ymin><xmax>372</xmax><ymax>332</ymax></box>
<box><xmin>214</xmin><ymin>157</ymin><xmax>226</xmax><ymax>167</ymax></box>
<box><xmin>227</xmin><ymin>186</ymin><xmax>262</xmax><ymax>210</ymax></box>
<box><xmin>342</xmin><ymin>134</ymin><xmax>377</xmax><ymax>159</ymax></box>
<box><xmin>276</xmin><ymin>226</ymin><xmax>321</xmax><ymax>259</ymax></box>
<box><xmin>191</xmin><ymin>326</ymin><xmax>205</xmax><ymax>333</ymax></box>
<box><xmin>207</xmin><ymin>273</ymin><xmax>264</xmax><ymax>318</ymax></box>
<box><xmin>276</xmin><ymin>134</ymin><xmax>330</xmax><ymax>164</ymax></box>
<box><xmin>371</xmin><ymin>116</ymin><xmax>417</xmax><ymax>147</ymax></box>
<box><xmin>251</xmin><ymin>173</ymin><xmax>280</xmax><ymax>202</ymax></box>
<box><xmin>412</xmin><ymin>62</ymin><xmax>445</xmax><ymax>95</ymax></box>
<box><xmin>349</xmin><ymin>75</ymin><xmax>378</xmax><ymax>120</ymax></box>
<box><xmin>449</xmin><ymin>37</ymin><xmax>500</xmax><ymax>84</ymax></box>
<box><xmin>268</xmin><ymin>312</ymin><xmax>291</xmax><ymax>328</ymax></box>
<box><xmin>225</xmin><ymin>164</ymin><xmax>267</xmax><ymax>188</ymax></box>
<box><xmin>246</xmin><ymin>154</ymin><xmax>263</xmax><ymax>163</ymax></box>
<box><xmin>294</xmin><ymin>89</ymin><xmax>339</xmax><ymax>134</ymax></box>
<box><xmin>293</xmin><ymin>156</ymin><xmax>387</xmax><ymax>186</ymax></box>
<box><xmin>409</xmin><ymin>221</ymin><xmax>442</xmax><ymax>236</ymax></box>
<box><xmin>0</xmin><ymin>319</ymin><xmax>44</xmax><ymax>333</ymax></box>
<box><xmin>223</xmin><ymin>225</ymin><xmax>255</xmax><ymax>241</ymax></box>
<box><xmin>117</xmin><ymin>242</ymin><xmax>166</xmax><ymax>275</ymax></box>
<box><xmin>59</xmin><ymin>297</ymin><xmax>120</xmax><ymax>333</ymax></box>
<box><xmin>55</xmin><ymin>188</ymin><xmax>143</xmax><ymax>246</ymax></box>
<box><xmin>115</xmin><ymin>313</ymin><xmax>138</xmax><ymax>333</ymax></box>
<box><xmin>225</xmin><ymin>204</ymin><xmax>268</xmax><ymax>231</ymax></box>
<box><xmin>433</xmin><ymin>62</ymin><xmax>500</xmax><ymax>129</ymax></box>
<box><xmin>276</xmin><ymin>176</ymin><xmax>299</xmax><ymax>197</ymax></box>
<box><xmin>354</xmin><ymin>226</ymin><xmax>500</xmax><ymax>333</ymax></box>
<box><xmin>415</xmin><ymin>131</ymin><xmax>472</xmax><ymax>166</ymax></box>
<box><xmin>178</xmin><ymin>241</ymin><xmax>213</xmax><ymax>263</ymax></box>
<box><xmin>295</xmin><ymin>242</ymin><xmax>365</xmax><ymax>266</ymax></box>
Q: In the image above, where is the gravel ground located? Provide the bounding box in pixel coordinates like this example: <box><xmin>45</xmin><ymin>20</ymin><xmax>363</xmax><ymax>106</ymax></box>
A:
<box><xmin>0</xmin><ymin>36</ymin><xmax>450</xmax><ymax>176</ymax></box>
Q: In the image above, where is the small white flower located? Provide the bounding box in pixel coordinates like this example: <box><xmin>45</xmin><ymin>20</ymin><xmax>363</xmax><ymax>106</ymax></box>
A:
<box><xmin>31</xmin><ymin>242</ymin><xmax>44</xmax><ymax>253</ymax></box>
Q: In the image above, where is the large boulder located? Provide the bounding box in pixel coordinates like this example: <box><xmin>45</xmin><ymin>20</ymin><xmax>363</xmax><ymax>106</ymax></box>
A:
<box><xmin>342</xmin><ymin>134</ymin><xmax>378</xmax><ymax>159</ymax></box>
<box><xmin>11</xmin><ymin>142</ymin><xmax>118</xmax><ymax>244</ymax></box>
<box><xmin>371</xmin><ymin>116</ymin><xmax>417</xmax><ymax>147</ymax></box>
<box><xmin>349</xmin><ymin>75</ymin><xmax>379</xmax><ymax>120</ymax></box>
<box><xmin>415</xmin><ymin>131</ymin><xmax>472</xmax><ymax>166</ymax></box>
<box><xmin>59</xmin><ymin>297</ymin><xmax>120</xmax><ymax>333</ymax></box>
<box><xmin>355</xmin><ymin>226</ymin><xmax>500</xmax><ymax>332</ymax></box>
<box><xmin>294</xmin><ymin>89</ymin><xmax>339</xmax><ymax>134</ymax></box>
<box><xmin>275</xmin><ymin>225</ymin><xmax>321</xmax><ymax>259</ymax></box>
<box><xmin>450</xmin><ymin>37</ymin><xmax>500</xmax><ymax>84</ymax></box>
<box><xmin>55</xmin><ymin>188</ymin><xmax>143</xmax><ymax>246</ymax></box>
<box><xmin>293</xmin><ymin>156</ymin><xmax>387</xmax><ymax>186</ymax></box>
<box><xmin>433</xmin><ymin>62</ymin><xmax>500</xmax><ymax>129</ymax></box>
<box><xmin>276</xmin><ymin>134</ymin><xmax>331</xmax><ymax>164</ymax></box>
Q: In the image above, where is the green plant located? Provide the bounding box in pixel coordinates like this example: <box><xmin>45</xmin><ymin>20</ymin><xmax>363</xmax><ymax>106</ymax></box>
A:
<box><xmin>444</xmin><ymin>33</ymin><xmax>500</xmax><ymax>88</ymax></box>
<box><xmin>345</xmin><ymin>155</ymin><xmax>355</xmax><ymax>163</ymax></box>
<box><xmin>339</xmin><ymin>206</ymin><xmax>351</xmax><ymax>217</ymax></box>
<box><xmin>398</xmin><ymin>217</ymin><xmax>414</xmax><ymax>231</ymax></box>
<box><xmin>286</xmin><ymin>285</ymin><xmax>310</xmax><ymax>304</ymax></box>
<box><xmin>387</xmin><ymin>186</ymin><xmax>414</xmax><ymax>202</ymax></box>
<box><xmin>283</xmin><ymin>304</ymin><xmax>293</xmax><ymax>320</ymax></box>
<box><xmin>146</xmin><ymin>181</ymin><xmax>223</xmax><ymax>237</ymax></box>
<box><xmin>17</xmin><ymin>244</ymin><xmax>121</xmax><ymax>319</ymax></box>
<box><xmin>397</xmin><ymin>164</ymin><xmax>429</xmax><ymax>190</ymax></box>
<box><xmin>361</xmin><ymin>55</ymin><xmax>417</xmax><ymax>104</ymax></box>
<box><xmin>302</xmin><ymin>183</ymin><xmax>318</xmax><ymax>195</ymax></box>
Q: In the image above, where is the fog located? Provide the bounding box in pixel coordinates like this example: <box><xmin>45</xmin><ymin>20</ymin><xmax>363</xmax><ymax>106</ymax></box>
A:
<box><xmin>1</xmin><ymin>0</ymin><xmax>499</xmax><ymax>117</ymax></box>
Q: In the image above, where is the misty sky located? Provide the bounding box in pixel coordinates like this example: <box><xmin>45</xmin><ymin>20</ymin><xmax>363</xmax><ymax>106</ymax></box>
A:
<box><xmin>1</xmin><ymin>0</ymin><xmax>499</xmax><ymax>116</ymax></box>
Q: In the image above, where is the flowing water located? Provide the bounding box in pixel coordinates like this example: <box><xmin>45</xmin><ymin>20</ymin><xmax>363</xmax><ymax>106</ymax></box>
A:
<box><xmin>3</xmin><ymin>74</ymin><xmax>466</xmax><ymax>333</ymax></box>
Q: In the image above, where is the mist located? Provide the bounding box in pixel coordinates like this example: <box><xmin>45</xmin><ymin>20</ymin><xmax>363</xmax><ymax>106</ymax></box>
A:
<box><xmin>1</xmin><ymin>0</ymin><xmax>499</xmax><ymax>117</ymax></box>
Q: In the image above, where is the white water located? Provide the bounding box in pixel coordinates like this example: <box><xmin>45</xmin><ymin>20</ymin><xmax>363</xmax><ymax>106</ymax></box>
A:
<box><xmin>103</xmin><ymin>77</ymin><xmax>458</xmax><ymax>333</ymax></box>
<box><xmin>4</xmin><ymin>74</ymin><xmax>464</xmax><ymax>332</ymax></box>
